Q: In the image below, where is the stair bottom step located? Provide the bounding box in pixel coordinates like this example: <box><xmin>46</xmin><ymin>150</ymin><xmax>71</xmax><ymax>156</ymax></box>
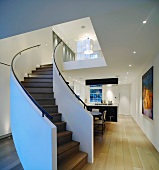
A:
<box><xmin>58</xmin><ymin>151</ymin><xmax>88</xmax><ymax>170</ymax></box>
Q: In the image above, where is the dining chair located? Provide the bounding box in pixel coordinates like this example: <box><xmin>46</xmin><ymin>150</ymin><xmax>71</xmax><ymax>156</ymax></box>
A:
<box><xmin>91</xmin><ymin>109</ymin><xmax>101</xmax><ymax>121</ymax></box>
<box><xmin>94</xmin><ymin>110</ymin><xmax>107</xmax><ymax>135</ymax></box>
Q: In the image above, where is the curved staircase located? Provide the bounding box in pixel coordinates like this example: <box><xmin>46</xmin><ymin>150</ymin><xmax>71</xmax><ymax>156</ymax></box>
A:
<box><xmin>21</xmin><ymin>64</ymin><xmax>88</xmax><ymax>170</ymax></box>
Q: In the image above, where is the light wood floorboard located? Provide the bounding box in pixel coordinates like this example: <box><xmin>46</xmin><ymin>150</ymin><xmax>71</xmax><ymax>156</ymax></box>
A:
<box><xmin>0</xmin><ymin>115</ymin><xmax>159</xmax><ymax>170</ymax></box>
<box><xmin>83</xmin><ymin>115</ymin><xmax>159</xmax><ymax>170</ymax></box>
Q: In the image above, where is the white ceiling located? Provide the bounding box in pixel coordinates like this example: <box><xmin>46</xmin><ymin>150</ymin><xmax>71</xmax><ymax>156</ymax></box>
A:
<box><xmin>52</xmin><ymin>1</ymin><xmax>159</xmax><ymax>85</ymax></box>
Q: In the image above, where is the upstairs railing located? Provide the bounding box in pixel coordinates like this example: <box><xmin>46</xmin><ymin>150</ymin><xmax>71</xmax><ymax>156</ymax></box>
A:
<box><xmin>53</xmin><ymin>41</ymin><xmax>88</xmax><ymax>109</ymax></box>
<box><xmin>11</xmin><ymin>44</ymin><xmax>52</xmax><ymax>120</ymax></box>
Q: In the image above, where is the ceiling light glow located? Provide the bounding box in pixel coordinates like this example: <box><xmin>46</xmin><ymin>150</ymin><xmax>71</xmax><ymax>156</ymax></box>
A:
<box><xmin>143</xmin><ymin>20</ymin><xmax>147</xmax><ymax>24</ymax></box>
<box><xmin>129</xmin><ymin>65</ymin><xmax>132</xmax><ymax>67</ymax></box>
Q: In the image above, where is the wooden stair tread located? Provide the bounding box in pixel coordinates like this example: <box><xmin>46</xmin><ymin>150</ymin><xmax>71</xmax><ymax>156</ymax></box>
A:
<box><xmin>54</xmin><ymin>121</ymin><xmax>66</xmax><ymax>126</ymax></box>
<box><xmin>35</xmin><ymin>98</ymin><xmax>54</xmax><ymax>100</ymax></box>
<box><xmin>57</xmin><ymin>141</ymin><xmax>79</xmax><ymax>155</ymax></box>
<box><xmin>49</xmin><ymin>113</ymin><xmax>62</xmax><ymax>116</ymax></box>
<box><xmin>42</xmin><ymin>105</ymin><xmax>57</xmax><ymax>107</ymax></box>
<box><xmin>24</xmin><ymin>77</ymin><xmax>53</xmax><ymax>79</ymax></box>
<box><xmin>58</xmin><ymin>151</ymin><xmax>88</xmax><ymax>170</ymax></box>
<box><xmin>57</xmin><ymin>131</ymin><xmax>72</xmax><ymax>138</ymax></box>
<box><xmin>40</xmin><ymin>65</ymin><xmax>53</xmax><ymax>68</ymax></box>
<box><xmin>30</xmin><ymin>92</ymin><xmax>53</xmax><ymax>94</ymax></box>
<box><xmin>35</xmin><ymin>68</ymin><xmax>53</xmax><ymax>70</ymax></box>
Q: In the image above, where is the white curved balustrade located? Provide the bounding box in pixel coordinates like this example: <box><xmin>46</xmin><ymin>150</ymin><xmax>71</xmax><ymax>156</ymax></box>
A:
<box><xmin>53</xmin><ymin>43</ymin><xmax>94</xmax><ymax>163</ymax></box>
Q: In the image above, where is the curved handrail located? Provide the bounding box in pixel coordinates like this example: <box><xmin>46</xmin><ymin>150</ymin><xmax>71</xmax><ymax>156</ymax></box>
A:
<box><xmin>53</xmin><ymin>41</ymin><xmax>87</xmax><ymax>109</ymax></box>
<box><xmin>11</xmin><ymin>44</ymin><xmax>52</xmax><ymax>120</ymax></box>
<box><xmin>0</xmin><ymin>61</ymin><xmax>10</xmax><ymax>66</ymax></box>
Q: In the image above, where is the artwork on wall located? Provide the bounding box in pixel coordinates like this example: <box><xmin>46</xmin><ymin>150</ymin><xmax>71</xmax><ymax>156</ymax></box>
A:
<box><xmin>142</xmin><ymin>66</ymin><xmax>153</xmax><ymax>119</ymax></box>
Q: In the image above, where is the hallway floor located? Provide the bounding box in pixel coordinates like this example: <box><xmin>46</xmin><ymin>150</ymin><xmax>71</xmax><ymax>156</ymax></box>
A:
<box><xmin>0</xmin><ymin>115</ymin><xmax>159</xmax><ymax>170</ymax></box>
<box><xmin>83</xmin><ymin>115</ymin><xmax>159</xmax><ymax>170</ymax></box>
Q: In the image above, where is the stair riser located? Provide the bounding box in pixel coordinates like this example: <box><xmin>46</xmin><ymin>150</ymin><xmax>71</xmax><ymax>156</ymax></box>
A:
<box><xmin>56</xmin><ymin>124</ymin><xmax>66</xmax><ymax>132</ymax></box>
<box><xmin>51</xmin><ymin>115</ymin><xmax>62</xmax><ymax>122</ymax></box>
<box><xmin>32</xmin><ymin>71</ymin><xmax>53</xmax><ymax>75</ymax></box>
<box><xmin>26</xmin><ymin>87</ymin><xmax>53</xmax><ymax>93</ymax></box>
<box><xmin>57</xmin><ymin>134</ymin><xmax>72</xmax><ymax>146</ymax></box>
<box><xmin>28</xmin><ymin>75</ymin><xmax>53</xmax><ymax>78</ymax></box>
<box><xmin>74</xmin><ymin>156</ymin><xmax>88</xmax><ymax>170</ymax></box>
<box><xmin>30</xmin><ymin>93</ymin><xmax>54</xmax><ymax>99</ymax></box>
<box><xmin>24</xmin><ymin>78</ymin><xmax>53</xmax><ymax>83</ymax></box>
<box><xmin>43</xmin><ymin>106</ymin><xmax>58</xmax><ymax>113</ymax></box>
<box><xmin>57</xmin><ymin>145</ymin><xmax>79</xmax><ymax>163</ymax></box>
<box><xmin>36</xmin><ymin>67</ymin><xmax>53</xmax><ymax>71</ymax></box>
<box><xmin>36</xmin><ymin>99</ymin><xmax>55</xmax><ymax>105</ymax></box>
<box><xmin>22</xmin><ymin>82</ymin><xmax>53</xmax><ymax>87</ymax></box>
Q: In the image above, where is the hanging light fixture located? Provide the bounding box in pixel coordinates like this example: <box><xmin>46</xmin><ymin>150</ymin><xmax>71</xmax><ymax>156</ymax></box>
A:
<box><xmin>83</xmin><ymin>38</ymin><xmax>94</xmax><ymax>54</ymax></box>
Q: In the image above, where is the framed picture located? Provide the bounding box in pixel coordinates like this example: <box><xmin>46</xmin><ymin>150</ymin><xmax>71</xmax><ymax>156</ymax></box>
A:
<box><xmin>142</xmin><ymin>66</ymin><xmax>153</xmax><ymax>119</ymax></box>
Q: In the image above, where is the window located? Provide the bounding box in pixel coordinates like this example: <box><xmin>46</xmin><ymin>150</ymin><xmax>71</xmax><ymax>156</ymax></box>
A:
<box><xmin>90</xmin><ymin>85</ymin><xmax>102</xmax><ymax>103</ymax></box>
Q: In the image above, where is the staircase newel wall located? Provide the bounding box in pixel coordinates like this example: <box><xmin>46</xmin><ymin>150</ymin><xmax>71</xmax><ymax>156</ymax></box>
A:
<box><xmin>53</xmin><ymin>60</ymin><xmax>94</xmax><ymax>163</ymax></box>
<box><xmin>10</xmin><ymin>70</ymin><xmax>57</xmax><ymax>169</ymax></box>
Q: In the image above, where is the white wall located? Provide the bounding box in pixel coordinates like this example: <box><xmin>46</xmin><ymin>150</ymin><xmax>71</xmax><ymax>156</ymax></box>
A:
<box><xmin>0</xmin><ymin>27</ymin><xmax>53</xmax><ymax>137</ymax></box>
<box><xmin>103</xmin><ymin>85</ymin><xmax>119</xmax><ymax>104</ymax></box>
<box><xmin>10</xmin><ymin>72</ymin><xmax>57</xmax><ymax>170</ymax></box>
<box><xmin>54</xmin><ymin>42</ymin><xmax>63</xmax><ymax>73</ymax></box>
<box><xmin>131</xmin><ymin>52</ymin><xmax>159</xmax><ymax>151</ymax></box>
<box><xmin>119</xmin><ymin>85</ymin><xmax>130</xmax><ymax>115</ymax></box>
<box><xmin>0</xmin><ymin>65</ymin><xmax>11</xmax><ymax>137</ymax></box>
<box><xmin>14</xmin><ymin>47</ymin><xmax>42</xmax><ymax>81</ymax></box>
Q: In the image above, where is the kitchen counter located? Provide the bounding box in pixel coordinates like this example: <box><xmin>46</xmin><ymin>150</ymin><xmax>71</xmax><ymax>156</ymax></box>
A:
<box><xmin>86</xmin><ymin>103</ymin><xmax>118</xmax><ymax>107</ymax></box>
<box><xmin>86</xmin><ymin>104</ymin><xmax>118</xmax><ymax>122</ymax></box>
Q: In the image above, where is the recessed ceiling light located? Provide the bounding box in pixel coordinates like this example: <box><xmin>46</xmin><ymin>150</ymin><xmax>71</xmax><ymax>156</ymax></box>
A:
<box><xmin>143</xmin><ymin>20</ymin><xmax>147</xmax><ymax>24</ymax></box>
<box><xmin>125</xmin><ymin>77</ymin><xmax>127</xmax><ymax>78</ymax></box>
<box><xmin>46</xmin><ymin>43</ymin><xmax>47</xmax><ymax>46</ymax></box>
<box><xmin>129</xmin><ymin>65</ymin><xmax>132</xmax><ymax>67</ymax></box>
<box><xmin>127</xmin><ymin>72</ymin><xmax>129</xmax><ymax>74</ymax></box>
<box><xmin>69</xmin><ymin>77</ymin><xmax>71</xmax><ymax>78</ymax></box>
<box><xmin>133</xmin><ymin>51</ymin><xmax>136</xmax><ymax>54</ymax></box>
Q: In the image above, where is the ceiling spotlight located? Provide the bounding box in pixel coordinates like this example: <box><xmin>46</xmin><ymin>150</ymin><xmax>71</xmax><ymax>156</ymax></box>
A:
<box><xmin>129</xmin><ymin>65</ymin><xmax>132</xmax><ymax>67</ymax></box>
<box><xmin>133</xmin><ymin>51</ymin><xmax>136</xmax><ymax>54</ymax></box>
<box><xmin>45</xmin><ymin>43</ymin><xmax>47</xmax><ymax>46</ymax></box>
<box><xmin>127</xmin><ymin>72</ymin><xmax>129</xmax><ymax>74</ymax></box>
<box><xmin>143</xmin><ymin>20</ymin><xmax>147</xmax><ymax>24</ymax></box>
